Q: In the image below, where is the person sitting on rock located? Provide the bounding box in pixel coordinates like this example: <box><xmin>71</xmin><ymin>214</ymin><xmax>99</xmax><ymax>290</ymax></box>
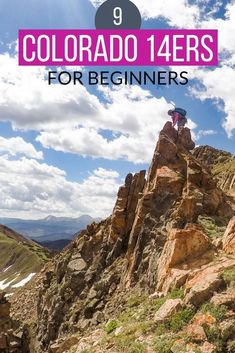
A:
<box><xmin>168</xmin><ymin>107</ymin><xmax>188</xmax><ymax>131</ymax></box>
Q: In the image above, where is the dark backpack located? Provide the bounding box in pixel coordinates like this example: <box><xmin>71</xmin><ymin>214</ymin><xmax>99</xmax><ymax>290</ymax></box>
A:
<box><xmin>174</xmin><ymin>107</ymin><xmax>187</xmax><ymax>117</ymax></box>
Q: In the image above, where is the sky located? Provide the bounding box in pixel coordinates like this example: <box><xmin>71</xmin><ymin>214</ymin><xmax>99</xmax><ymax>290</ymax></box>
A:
<box><xmin>0</xmin><ymin>0</ymin><xmax>235</xmax><ymax>219</ymax></box>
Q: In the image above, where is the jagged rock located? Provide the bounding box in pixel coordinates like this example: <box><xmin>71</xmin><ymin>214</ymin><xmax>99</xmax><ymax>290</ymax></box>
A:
<box><xmin>219</xmin><ymin>319</ymin><xmax>235</xmax><ymax>341</ymax></box>
<box><xmin>0</xmin><ymin>293</ymin><xmax>27</xmax><ymax>352</ymax></box>
<box><xmin>157</xmin><ymin>225</ymin><xmax>212</xmax><ymax>292</ymax></box>
<box><xmin>109</xmin><ymin>171</ymin><xmax>146</xmax><ymax>243</ymax></box>
<box><xmin>49</xmin><ymin>335</ymin><xmax>79</xmax><ymax>353</ymax></box>
<box><xmin>200</xmin><ymin>341</ymin><xmax>217</xmax><ymax>353</ymax></box>
<box><xmin>193</xmin><ymin>145</ymin><xmax>235</xmax><ymax>198</ymax></box>
<box><xmin>0</xmin><ymin>333</ymin><xmax>7</xmax><ymax>350</ymax></box>
<box><xmin>14</xmin><ymin>122</ymin><xmax>234</xmax><ymax>352</ymax></box>
<box><xmin>186</xmin><ymin>313</ymin><xmax>216</xmax><ymax>345</ymax></box>
<box><xmin>154</xmin><ymin>298</ymin><xmax>183</xmax><ymax>323</ymax></box>
<box><xmin>156</xmin><ymin>134</ymin><xmax>178</xmax><ymax>161</ymax></box>
<box><xmin>185</xmin><ymin>272</ymin><xmax>224</xmax><ymax>306</ymax></box>
<box><xmin>193</xmin><ymin>145</ymin><xmax>232</xmax><ymax>169</ymax></box>
<box><xmin>211</xmin><ymin>291</ymin><xmax>235</xmax><ymax>309</ymax></box>
<box><xmin>186</xmin><ymin>323</ymin><xmax>207</xmax><ymax>342</ymax></box>
<box><xmin>222</xmin><ymin>217</ymin><xmax>235</xmax><ymax>254</ymax></box>
<box><xmin>178</xmin><ymin>127</ymin><xmax>195</xmax><ymax>151</ymax></box>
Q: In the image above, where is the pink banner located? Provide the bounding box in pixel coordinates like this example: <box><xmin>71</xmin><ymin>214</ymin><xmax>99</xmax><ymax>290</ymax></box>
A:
<box><xmin>18</xmin><ymin>29</ymin><xmax>218</xmax><ymax>66</ymax></box>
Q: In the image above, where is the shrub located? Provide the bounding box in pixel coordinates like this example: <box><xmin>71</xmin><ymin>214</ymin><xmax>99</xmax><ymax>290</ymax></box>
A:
<box><xmin>127</xmin><ymin>294</ymin><xmax>147</xmax><ymax>308</ymax></box>
<box><xmin>223</xmin><ymin>267</ymin><xmax>235</xmax><ymax>288</ymax></box>
<box><xmin>169</xmin><ymin>288</ymin><xmax>184</xmax><ymax>300</ymax></box>
<box><xmin>168</xmin><ymin>308</ymin><xmax>195</xmax><ymax>332</ymax></box>
<box><xmin>154</xmin><ymin>336</ymin><xmax>176</xmax><ymax>353</ymax></box>
<box><xmin>105</xmin><ymin>320</ymin><xmax>118</xmax><ymax>334</ymax></box>
<box><xmin>200</xmin><ymin>303</ymin><xmax>226</xmax><ymax>322</ymax></box>
<box><xmin>114</xmin><ymin>334</ymin><xmax>146</xmax><ymax>353</ymax></box>
<box><xmin>197</xmin><ymin>215</ymin><xmax>227</xmax><ymax>239</ymax></box>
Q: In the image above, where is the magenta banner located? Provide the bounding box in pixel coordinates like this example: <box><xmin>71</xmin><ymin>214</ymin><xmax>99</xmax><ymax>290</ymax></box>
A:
<box><xmin>18</xmin><ymin>29</ymin><xmax>218</xmax><ymax>66</ymax></box>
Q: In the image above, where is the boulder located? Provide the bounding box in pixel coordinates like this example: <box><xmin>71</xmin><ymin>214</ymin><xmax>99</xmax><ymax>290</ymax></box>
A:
<box><xmin>211</xmin><ymin>292</ymin><xmax>235</xmax><ymax>309</ymax></box>
<box><xmin>68</xmin><ymin>256</ymin><xmax>87</xmax><ymax>272</ymax></box>
<box><xmin>200</xmin><ymin>341</ymin><xmax>217</xmax><ymax>353</ymax></box>
<box><xmin>154</xmin><ymin>298</ymin><xmax>183</xmax><ymax>323</ymax></box>
<box><xmin>185</xmin><ymin>272</ymin><xmax>224</xmax><ymax>306</ymax></box>
<box><xmin>222</xmin><ymin>217</ymin><xmax>235</xmax><ymax>254</ymax></box>
<box><xmin>186</xmin><ymin>323</ymin><xmax>207</xmax><ymax>342</ymax></box>
<box><xmin>49</xmin><ymin>336</ymin><xmax>79</xmax><ymax>353</ymax></box>
<box><xmin>157</xmin><ymin>225</ymin><xmax>211</xmax><ymax>291</ymax></box>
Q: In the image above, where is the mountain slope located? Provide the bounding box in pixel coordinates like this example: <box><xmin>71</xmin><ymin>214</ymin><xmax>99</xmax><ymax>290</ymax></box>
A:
<box><xmin>9</xmin><ymin>124</ymin><xmax>235</xmax><ymax>353</ymax></box>
<box><xmin>0</xmin><ymin>224</ymin><xmax>51</xmax><ymax>294</ymax></box>
<box><xmin>193</xmin><ymin>145</ymin><xmax>235</xmax><ymax>196</ymax></box>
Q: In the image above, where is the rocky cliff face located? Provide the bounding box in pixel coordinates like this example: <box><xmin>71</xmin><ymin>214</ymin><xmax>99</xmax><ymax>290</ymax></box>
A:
<box><xmin>0</xmin><ymin>292</ymin><xmax>29</xmax><ymax>352</ymax></box>
<box><xmin>10</xmin><ymin>123</ymin><xmax>235</xmax><ymax>353</ymax></box>
<box><xmin>193</xmin><ymin>145</ymin><xmax>235</xmax><ymax>196</ymax></box>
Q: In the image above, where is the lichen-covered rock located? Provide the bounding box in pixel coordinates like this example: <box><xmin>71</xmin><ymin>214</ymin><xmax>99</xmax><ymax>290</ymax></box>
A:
<box><xmin>186</xmin><ymin>323</ymin><xmax>207</xmax><ymax>342</ymax></box>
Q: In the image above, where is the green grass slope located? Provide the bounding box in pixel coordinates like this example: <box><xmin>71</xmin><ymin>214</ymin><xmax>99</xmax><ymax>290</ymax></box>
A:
<box><xmin>0</xmin><ymin>224</ymin><xmax>51</xmax><ymax>293</ymax></box>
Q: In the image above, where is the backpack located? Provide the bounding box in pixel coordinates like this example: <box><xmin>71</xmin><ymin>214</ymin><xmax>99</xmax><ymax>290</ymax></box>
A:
<box><xmin>174</xmin><ymin>107</ymin><xmax>187</xmax><ymax>117</ymax></box>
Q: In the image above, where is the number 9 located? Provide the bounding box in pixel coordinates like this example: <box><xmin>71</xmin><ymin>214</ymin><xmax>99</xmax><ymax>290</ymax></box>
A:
<box><xmin>113</xmin><ymin>7</ymin><xmax>122</xmax><ymax>26</ymax></box>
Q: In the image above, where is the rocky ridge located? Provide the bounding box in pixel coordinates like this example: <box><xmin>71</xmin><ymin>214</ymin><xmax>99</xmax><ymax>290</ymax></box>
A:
<box><xmin>193</xmin><ymin>145</ymin><xmax>235</xmax><ymax>196</ymax></box>
<box><xmin>9</xmin><ymin>123</ymin><xmax>235</xmax><ymax>353</ymax></box>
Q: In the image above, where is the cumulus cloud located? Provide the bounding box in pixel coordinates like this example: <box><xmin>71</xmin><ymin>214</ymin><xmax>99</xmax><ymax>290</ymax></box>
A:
<box><xmin>89</xmin><ymin>0</ymin><xmax>235</xmax><ymax>139</ymax></box>
<box><xmin>36</xmin><ymin>85</ymin><xmax>170</xmax><ymax>164</ymax></box>
<box><xmin>0</xmin><ymin>136</ymin><xmax>43</xmax><ymax>159</ymax></box>
<box><xmin>190</xmin><ymin>66</ymin><xmax>235</xmax><ymax>138</ymax></box>
<box><xmin>0</xmin><ymin>154</ymin><xmax>121</xmax><ymax>218</ymax></box>
<box><xmin>0</xmin><ymin>53</ymin><xmax>175</xmax><ymax>163</ymax></box>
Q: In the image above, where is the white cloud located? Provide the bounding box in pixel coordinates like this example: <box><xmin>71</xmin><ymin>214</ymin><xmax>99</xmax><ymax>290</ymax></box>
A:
<box><xmin>189</xmin><ymin>66</ymin><xmax>235</xmax><ymax>137</ymax></box>
<box><xmin>0</xmin><ymin>154</ymin><xmax>121</xmax><ymax>218</ymax></box>
<box><xmin>0</xmin><ymin>53</ymin><xmax>177</xmax><ymax>163</ymax></box>
<box><xmin>89</xmin><ymin>0</ymin><xmax>235</xmax><ymax>139</ymax></box>
<box><xmin>0</xmin><ymin>136</ymin><xmax>43</xmax><ymax>159</ymax></box>
<box><xmin>36</xmin><ymin>85</ymin><xmax>170</xmax><ymax>164</ymax></box>
<box><xmin>195</xmin><ymin>129</ymin><xmax>218</xmax><ymax>140</ymax></box>
<box><xmin>201</xmin><ymin>2</ymin><xmax>235</xmax><ymax>65</ymax></box>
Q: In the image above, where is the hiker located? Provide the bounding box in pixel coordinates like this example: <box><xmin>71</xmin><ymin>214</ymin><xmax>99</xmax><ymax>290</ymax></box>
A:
<box><xmin>168</xmin><ymin>107</ymin><xmax>187</xmax><ymax>131</ymax></box>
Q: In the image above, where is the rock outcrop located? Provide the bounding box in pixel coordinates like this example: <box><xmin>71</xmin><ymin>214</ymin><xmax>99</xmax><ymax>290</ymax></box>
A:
<box><xmin>0</xmin><ymin>292</ymin><xmax>29</xmax><ymax>352</ymax></box>
<box><xmin>11</xmin><ymin>122</ymin><xmax>235</xmax><ymax>353</ymax></box>
<box><xmin>193</xmin><ymin>145</ymin><xmax>235</xmax><ymax>195</ymax></box>
<box><xmin>223</xmin><ymin>217</ymin><xmax>235</xmax><ymax>254</ymax></box>
<box><xmin>154</xmin><ymin>298</ymin><xmax>183</xmax><ymax>323</ymax></box>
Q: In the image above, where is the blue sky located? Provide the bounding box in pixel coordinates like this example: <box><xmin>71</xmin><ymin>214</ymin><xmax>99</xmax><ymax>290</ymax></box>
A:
<box><xmin>0</xmin><ymin>0</ymin><xmax>234</xmax><ymax>219</ymax></box>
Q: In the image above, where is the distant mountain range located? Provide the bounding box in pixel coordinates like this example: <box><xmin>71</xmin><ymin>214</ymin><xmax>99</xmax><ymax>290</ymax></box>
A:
<box><xmin>0</xmin><ymin>215</ymin><xmax>101</xmax><ymax>246</ymax></box>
